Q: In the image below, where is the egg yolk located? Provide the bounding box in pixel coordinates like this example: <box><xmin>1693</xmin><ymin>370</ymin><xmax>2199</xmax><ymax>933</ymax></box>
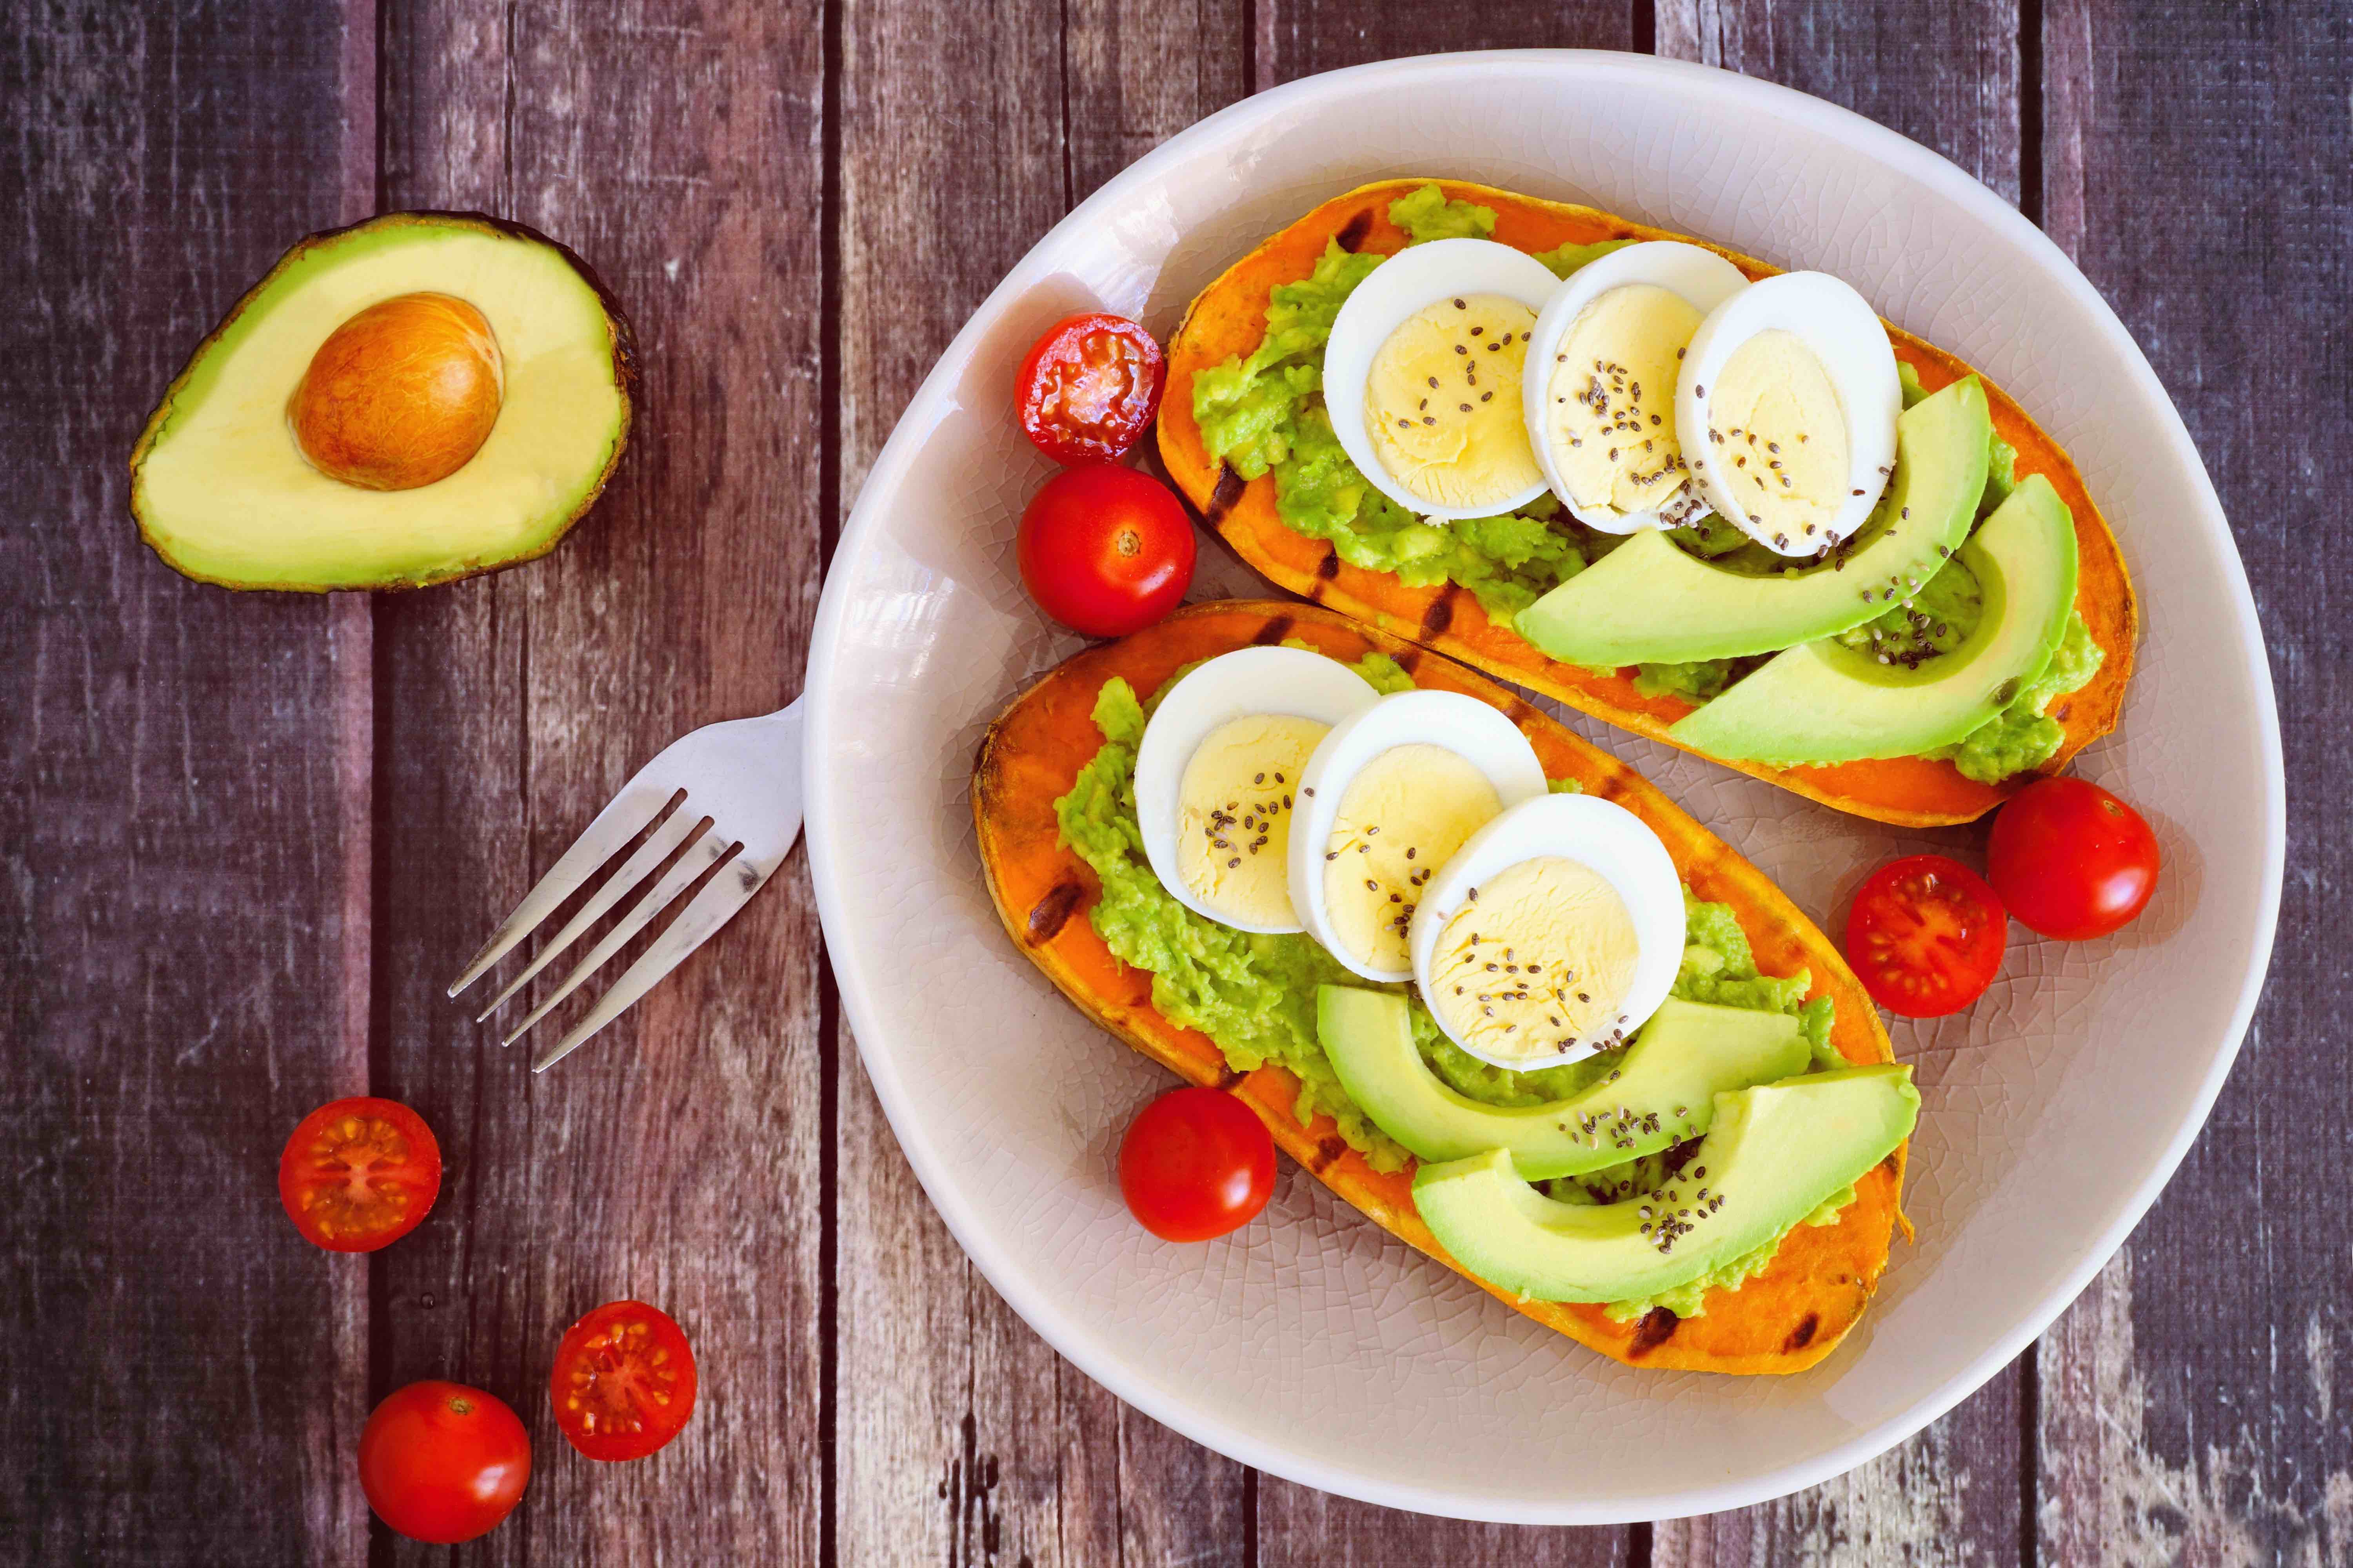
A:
<box><xmin>1543</xmin><ymin>284</ymin><xmax>1706</xmax><ymax>523</ymax></box>
<box><xmin>1365</xmin><ymin>294</ymin><xmax>1543</xmax><ymax>512</ymax></box>
<box><xmin>1322</xmin><ymin>743</ymin><xmax>1499</xmax><ymax>970</ymax></box>
<box><xmin>1426</xmin><ymin>856</ymin><xmax>1640</xmax><ymax>1067</ymax></box>
<box><xmin>1176</xmin><ymin>715</ymin><xmax>1327</xmax><ymax>927</ymax></box>
<box><xmin>1700</xmin><ymin>330</ymin><xmax>1853</xmax><ymax>547</ymax></box>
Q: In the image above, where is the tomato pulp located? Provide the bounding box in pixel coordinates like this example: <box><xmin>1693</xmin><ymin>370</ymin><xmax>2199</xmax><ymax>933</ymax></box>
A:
<box><xmin>1845</xmin><ymin>854</ymin><xmax>2009</xmax><ymax>1018</ymax></box>
<box><xmin>278</xmin><ymin>1096</ymin><xmax>442</xmax><ymax>1252</ymax></box>
<box><xmin>1117</xmin><ymin>1086</ymin><xmax>1276</xmax><ymax>1243</ymax></box>
<box><xmin>358</xmin><ymin>1381</ymin><xmax>531</xmax><ymax>1544</ymax></box>
<box><xmin>550</xmin><ymin>1300</ymin><xmax>699</xmax><ymax>1461</ymax></box>
<box><xmin>1016</xmin><ymin>465</ymin><xmax>1196</xmax><ymax>637</ymax></box>
<box><xmin>1986</xmin><ymin>777</ymin><xmax>2161</xmax><ymax>940</ymax></box>
<box><xmin>1015</xmin><ymin>312</ymin><xmax>1166</xmax><ymax>465</ymax></box>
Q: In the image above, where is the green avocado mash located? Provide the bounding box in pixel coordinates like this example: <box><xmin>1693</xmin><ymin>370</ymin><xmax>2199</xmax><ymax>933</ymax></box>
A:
<box><xmin>1191</xmin><ymin>185</ymin><xmax>2102</xmax><ymax>782</ymax></box>
<box><xmin>1052</xmin><ymin>655</ymin><xmax>1845</xmax><ymax>1314</ymax></box>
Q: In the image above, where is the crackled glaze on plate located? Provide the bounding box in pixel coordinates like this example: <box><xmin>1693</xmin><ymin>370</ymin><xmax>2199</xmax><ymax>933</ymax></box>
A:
<box><xmin>805</xmin><ymin>51</ymin><xmax>2281</xmax><ymax>1523</ymax></box>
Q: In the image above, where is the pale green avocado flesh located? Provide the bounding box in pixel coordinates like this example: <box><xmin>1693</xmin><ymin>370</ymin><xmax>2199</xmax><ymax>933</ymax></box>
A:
<box><xmin>130</xmin><ymin>212</ymin><xmax>632</xmax><ymax>591</ymax></box>
<box><xmin>1317</xmin><ymin>985</ymin><xmax>1810</xmax><ymax>1180</ymax></box>
<box><xmin>1669</xmin><ymin>475</ymin><xmax>2080</xmax><ymax>766</ymax></box>
<box><xmin>1513</xmin><ymin>379</ymin><xmax>1995</xmax><ymax>666</ymax></box>
<box><xmin>1412</xmin><ymin>1066</ymin><xmax>1920</xmax><ymax>1305</ymax></box>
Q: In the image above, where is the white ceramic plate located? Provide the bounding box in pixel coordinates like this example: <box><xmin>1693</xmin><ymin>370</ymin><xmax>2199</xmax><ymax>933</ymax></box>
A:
<box><xmin>805</xmin><ymin>51</ymin><xmax>2282</xmax><ymax>1524</ymax></box>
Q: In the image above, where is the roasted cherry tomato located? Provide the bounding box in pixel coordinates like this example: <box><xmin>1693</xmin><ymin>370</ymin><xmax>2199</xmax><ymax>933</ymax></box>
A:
<box><xmin>1016</xmin><ymin>465</ymin><xmax>1195</xmax><ymax>637</ymax></box>
<box><xmin>550</xmin><ymin>1300</ymin><xmax>699</xmax><ymax>1461</ymax></box>
<box><xmin>1845</xmin><ymin>854</ymin><xmax>2009</xmax><ymax>1018</ymax></box>
<box><xmin>1118</xmin><ymin>1086</ymin><xmax>1276</xmax><ymax>1243</ymax></box>
<box><xmin>358</xmin><ymin>1381</ymin><xmax>531</xmax><ymax>1544</ymax></box>
<box><xmin>1015</xmin><ymin>312</ymin><xmax>1167</xmax><ymax>465</ymax></box>
<box><xmin>1987</xmin><ymin>777</ymin><xmax>2162</xmax><ymax>940</ymax></box>
<box><xmin>278</xmin><ymin>1096</ymin><xmax>442</xmax><ymax>1252</ymax></box>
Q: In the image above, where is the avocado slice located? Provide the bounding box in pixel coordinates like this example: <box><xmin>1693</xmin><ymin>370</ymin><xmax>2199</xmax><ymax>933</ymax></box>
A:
<box><xmin>1317</xmin><ymin>985</ymin><xmax>1810</xmax><ymax>1179</ymax></box>
<box><xmin>1412</xmin><ymin>1065</ymin><xmax>1918</xmax><ymax>1305</ymax></box>
<box><xmin>1668</xmin><ymin>475</ymin><xmax>2079</xmax><ymax>766</ymax></box>
<box><xmin>130</xmin><ymin>212</ymin><xmax>635</xmax><ymax>591</ymax></box>
<box><xmin>1514</xmin><ymin>378</ymin><xmax>1994</xmax><ymax>664</ymax></box>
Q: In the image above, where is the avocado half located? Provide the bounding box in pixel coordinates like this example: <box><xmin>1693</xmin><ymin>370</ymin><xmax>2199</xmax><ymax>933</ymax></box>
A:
<box><xmin>129</xmin><ymin>211</ymin><xmax>637</xmax><ymax>592</ymax></box>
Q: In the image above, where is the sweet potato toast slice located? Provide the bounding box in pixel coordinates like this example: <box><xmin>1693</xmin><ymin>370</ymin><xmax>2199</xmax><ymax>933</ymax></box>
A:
<box><xmin>972</xmin><ymin>600</ymin><xmax>1907</xmax><ymax>1374</ymax></box>
<box><xmin>1158</xmin><ymin>180</ymin><xmax>2139</xmax><ymax>828</ymax></box>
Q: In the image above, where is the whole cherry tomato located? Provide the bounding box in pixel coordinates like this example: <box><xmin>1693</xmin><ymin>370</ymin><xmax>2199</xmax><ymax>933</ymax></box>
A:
<box><xmin>1016</xmin><ymin>465</ymin><xmax>1195</xmax><ymax>637</ymax></box>
<box><xmin>1118</xmin><ymin>1086</ymin><xmax>1276</xmax><ymax>1243</ymax></box>
<box><xmin>358</xmin><ymin>1381</ymin><xmax>531</xmax><ymax>1544</ymax></box>
<box><xmin>278</xmin><ymin>1096</ymin><xmax>442</xmax><ymax>1253</ymax></box>
<box><xmin>1015</xmin><ymin>312</ymin><xmax>1166</xmax><ymax>465</ymax></box>
<box><xmin>550</xmin><ymin>1300</ymin><xmax>700</xmax><ymax>1462</ymax></box>
<box><xmin>1987</xmin><ymin>777</ymin><xmax>2161</xmax><ymax>940</ymax></box>
<box><xmin>1845</xmin><ymin>854</ymin><xmax>2009</xmax><ymax>1018</ymax></box>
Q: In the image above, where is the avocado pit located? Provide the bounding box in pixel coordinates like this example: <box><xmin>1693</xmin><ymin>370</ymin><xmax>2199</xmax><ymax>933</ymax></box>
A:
<box><xmin>288</xmin><ymin>291</ymin><xmax>505</xmax><ymax>490</ymax></box>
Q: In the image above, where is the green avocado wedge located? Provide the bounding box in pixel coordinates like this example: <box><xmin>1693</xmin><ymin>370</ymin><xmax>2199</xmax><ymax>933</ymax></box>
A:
<box><xmin>1412</xmin><ymin>1065</ymin><xmax>1918</xmax><ymax>1305</ymax></box>
<box><xmin>1514</xmin><ymin>378</ymin><xmax>1994</xmax><ymax>665</ymax></box>
<box><xmin>1317</xmin><ymin>986</ymin><xmax>1810</xmax><ymax>1180</ymax></box>
<box><xmin>1668</xmin><ymin>475</ymin><xmax>2079</xmax><ymax>766</ymax></box>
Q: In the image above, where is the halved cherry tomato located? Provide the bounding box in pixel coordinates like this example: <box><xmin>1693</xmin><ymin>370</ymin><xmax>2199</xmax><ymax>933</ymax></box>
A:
<box><xmin>1118</xmin><ymin>1086</ymin><xmax>1276</xmax><ymax>1243</ymax></box>
<box><xmin>550</xmin><ymin>1300</ymin><xmax>699</xmax><ymax>1461</ymax></box>
<box><xmin>1986</xmin><ymin>777</ymin><xmax>2161</xmax><ymax>940</ymax></box>
<box><xmin>1845</xmin><ymin>854</ymin><xmax>2008</xmax><ymax>1018</ymax></box>
<box><xmin>1017</xmin><ymin>465</ymin><xmax>1196</xmax><ymax>637</ymax></box>
<box><xmin>358</xmin><ymin>1380</ymin><xmax>531</xmax><ymax>1544</ymax></box>
<box><xmin>1016</xmin><ymin>312</ymin><xmax>1166</xmax><ymax>465</ymax></box>
<box><xmin>278</xmin><ymin>1096</ymin><xmax>442</xmax><ymax>1252</ymax></box>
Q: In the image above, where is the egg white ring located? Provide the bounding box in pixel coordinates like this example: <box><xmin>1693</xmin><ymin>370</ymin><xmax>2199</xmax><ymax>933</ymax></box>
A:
<box><xmin>1320</xmin><ymin>238</ymin><xmax>1564</xmax><ymax>523</ymax></box>
<box><xmin>1519</xmin><ymin>242</ymin><xmax>1752</xmax><ymax>534</ymax></box>
<box><xmin>1288</xmin><ymin>689</ymin><xmax>1549</xmax><ymax>983</ymax></box>
<box><xmin>1676</xmin><ymin>270</ymin><xmax>1902</xmax><ymax>557</ymax></box>
<box><xmin>1134</xmin><ymin>647</ymin><xmax>1383</xmax><ymax>935</ymax></box>
<box><xmin>1406</xmin><ymin>793</ymin><xmax>1686</xmax><ymax>1071</ymax></box>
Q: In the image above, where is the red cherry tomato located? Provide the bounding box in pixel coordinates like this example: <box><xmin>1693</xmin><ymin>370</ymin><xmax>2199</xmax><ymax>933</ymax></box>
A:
<box><xmin>1845</xmin><ymin>854</ymin><xmax>2009</xmax><ymax>1018</ymax></box>
<box><xmin>550</xmin><ymin>1300</ymin><xmax>700</xmax><ymax>1461</ymax></box>
<box><xmin>358</xmin><ymin>1381</ymin><xmax>531</xmax><ymax>1544</ymax></box>
<box><xmin>1118</xmin><ymin>1086</ymin><xmax>1276</xmax><ymax>1243</ymax></box>
<box><xmin>1987</xmin><ymin>777</ymin><xmax>2162</xmax><ymax>940</ymax></box>
<box><xmin>1017</xmin><ymin>465</ymin><xmax>1196</xmax><ymax>637</ymax></box>
<box><xmin>278</xmin><ymin>1096</ymin><xmax>442</xmax><ymax>1252</ymax></box>
<box><xmin>1016</xmin><ymin>312</ymin><xmax>1167</xmax><ymax>465</ymax></box>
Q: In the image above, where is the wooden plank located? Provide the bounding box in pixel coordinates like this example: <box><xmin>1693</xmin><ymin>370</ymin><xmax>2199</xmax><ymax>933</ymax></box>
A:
<box><xmin>371</xmin><ymin>1</ymin><xmax>829</xmax><ymax>1561</ymax></box>
<box><xmin>831</xmin><ymin>0</ymin><xmax>1256</xmax><ymax>1562</ymax></box>
<box><xmin>0</xmin><ymin>2</ymin><xmax>373</xmax><ymax>1562</ymax></box>
<box><xmin>2035</xmin><ymin>4</ymin><xmax>2353</xmax><ymax>1563</ymax></box>
<box><xmin>1256</xmin><ymin>1487</ymin><xmax>1633</xmax><ymax>1567</ymax></box>
<box><xmin>1257</xmin><ymin>0</ymin><xmax>1634</xmax><ymax>83</ymax></box>
<box><xmin>1645</xmin><ymin>5</ymin><xmax>2030</xmax><ymax>1562</ymax></box>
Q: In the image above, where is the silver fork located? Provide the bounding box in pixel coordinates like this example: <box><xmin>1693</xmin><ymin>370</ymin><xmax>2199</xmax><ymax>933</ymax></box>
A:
<box><xmin>447</xmin><ymin>698</ymin><xmax>805</xmax><ymax>1071</ymax></box>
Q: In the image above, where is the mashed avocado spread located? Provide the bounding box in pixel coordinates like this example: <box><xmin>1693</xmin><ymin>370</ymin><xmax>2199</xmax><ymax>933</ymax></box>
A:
<box><xmin>1054</xmin><ymin>649</ymin><xmax>1845</xmax><ymax>1317</ymax></box>
<box><xmin>1192</xmin><ymin>185</ymin><xmax>2100</xmax><ymax>782</ymax></box>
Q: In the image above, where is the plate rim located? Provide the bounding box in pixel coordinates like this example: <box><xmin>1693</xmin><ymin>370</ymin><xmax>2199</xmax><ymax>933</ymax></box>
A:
<box><xmin>803</xmin><ymin>47</ymin><xmax>2285</xmax><ymax>1524</ymax></box>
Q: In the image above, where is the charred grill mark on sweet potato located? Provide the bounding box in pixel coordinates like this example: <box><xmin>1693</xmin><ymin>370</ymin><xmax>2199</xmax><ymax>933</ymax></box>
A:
<box><xmin>1315</xmin><ymin>548</ymin><xmax>1341</xmax><ymax>581</ymax></box>
<box><xmin>1250</xmin><ymin>615</ymin><xmax>1295</xmax><ymax>646</ymax></box>
<box><xmin>1216</xmin><ymin>1066</ymin><xmax>1246</xmax><ymax>1090</ymax></box>
<box><xmin>1419</xmin><ymin>589</ymin><xmax>1455</xmax><ymax>641</ymax></box>
<box><xmin>1393</xmin><ymin>647</ymin><xmax>1423</xmax><ymax>677</ymax></box>
<box><xmin>1205</xmin><ymin>463</ymin><xmax>1247</xmax><ymax>524</ymax></box>
<box><xmin>1629</xmin><ymin>1307</ymin><xmax>1680</xmax><ymax>1356</ymax></box>
<box><xmin>1025</xmin><ymin>881</ymin><xmax>1087</xmax><ymax>945</ymax></box>
<box><xmin>1782</xmin><ymin>1312</ymin><xmax>1821</xmax><ymax>1353</ymax></box>
<box><xmin>1335</xmin><ymin>209</ymin><xmax>1374</xmax><ymax>252</ymax></box>
<box><xmin>1310</xmin><ymin>1135</ymin><xmax>1349</xmax><ymax>1174</ymax></box>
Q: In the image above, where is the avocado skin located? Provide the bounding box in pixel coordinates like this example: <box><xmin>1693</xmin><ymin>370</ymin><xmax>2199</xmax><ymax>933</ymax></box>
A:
<box><xmin>127</xmin><ymin>210</ymin><xmax>638</xmax><ymax>593</ymax></box>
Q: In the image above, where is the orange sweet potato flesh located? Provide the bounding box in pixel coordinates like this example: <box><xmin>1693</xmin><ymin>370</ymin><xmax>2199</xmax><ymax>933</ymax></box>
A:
<box><xmin>1158</xmin><ymin>180</ymin><xmax>2139</xmax><ymax>828</ymax></box>
<box><xmin>972</xmin><ymin>601</ymin><xmax>1908</xmax><ymax>1375</ymax></box>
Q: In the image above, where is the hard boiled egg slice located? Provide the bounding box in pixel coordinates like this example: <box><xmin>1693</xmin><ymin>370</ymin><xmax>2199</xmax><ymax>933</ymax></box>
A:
<box><xmin>1677</xmin><ymin>272</ymin><xmax>1902</xmax><ymax>557</ymax></box>
<box><xmin>1321</xmin><ymin>238</ymin><xmax>1563</xmax><ymax>521</ymax></box>
<box><xmin>1520</xmin><ymin>241</ymin><xmax>1750</xmax><ymax>533</ymax></box>
<box><xmin>1407</xmin><ymin>794</ymin><xmax>1684</xmax><ymax>1071</ymax></box>
<box><xmin>1134</xmin><ymin>647</ymin><xmax>1382</xmax><ymax>934</ymax></box>
<box><xmin>1288</xmin><ymin>690</ymin><xmax>1548</xmax><ymax>982</ymax></box>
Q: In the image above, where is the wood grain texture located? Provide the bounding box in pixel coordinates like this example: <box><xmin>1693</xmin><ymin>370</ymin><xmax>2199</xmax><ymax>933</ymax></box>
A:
<box><xmin>1257</xmin><ymin>0</ymin><xmax>1634</xmax><ymax>83</ymax></box>
<box><xmin>0</xmin><ymin>2</ymin><xmax>374</xmax><ymax>1562</ymax></box>
<box><xmin>832</xmin><ymin>0</ymin><xmax>1254</xmax><ymax>1561</ymax></box>
<box><xmin>372</xmin><ymin>2</ymin><xmax>828</xmax><ymax>1564</ymax></box>
<box><xmin>2036</xmin><ymin>4</ymin><xmax>2353</xmax><ymax>1563</ymax></box>
<box><xmin>1648</xmin><ymin>5</ymin><xmax>2029</xmax><ymax>1563</ymax></box>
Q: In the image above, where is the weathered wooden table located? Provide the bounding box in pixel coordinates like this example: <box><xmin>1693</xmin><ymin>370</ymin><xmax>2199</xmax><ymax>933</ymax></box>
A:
<box><xmin>7</xmin><ymin>2</ymin><xmax>2346</xmax><ymax>1562</ymax></box>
